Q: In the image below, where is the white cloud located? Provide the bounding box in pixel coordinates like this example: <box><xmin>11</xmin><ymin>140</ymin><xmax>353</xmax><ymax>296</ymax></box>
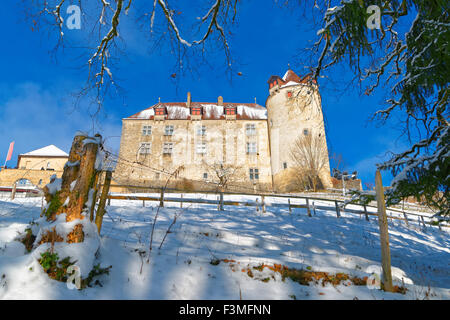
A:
<box><xmin>350</xmin><ymin>134</ymin><xmax>410</xmax><ymax>186</ymax></box>
<box><xmin>0</xmin><ymin>82</ymin><xmax>121</xmax><ymax>167</ymax></box>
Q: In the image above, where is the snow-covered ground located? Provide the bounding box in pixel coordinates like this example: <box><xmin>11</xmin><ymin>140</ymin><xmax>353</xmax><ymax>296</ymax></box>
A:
<box><xmin>0</xmin><ymin>195</ymin><xmax>449</xmax><ymax>300</ymax></box>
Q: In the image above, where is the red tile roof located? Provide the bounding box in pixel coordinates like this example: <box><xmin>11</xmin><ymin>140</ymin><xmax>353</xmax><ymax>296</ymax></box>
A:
<box><xmin>268</xmin><ymin>69</ymin><xmax>317</xmax><ymax>88</ymax></box>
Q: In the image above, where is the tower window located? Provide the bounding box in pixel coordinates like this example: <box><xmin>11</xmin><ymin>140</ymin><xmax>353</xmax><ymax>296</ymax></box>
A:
<box><xmin>249</xmin><ymin>168</ymin><xmax>259</xmax><ymax>180</ymax></box>
<box><xmin>203</xmin><ymin>172</ymin><xmax>208</xmax><ymax>180</ymax></box>
<box><xmin>283</xmin><ymin>162</ymin><xmax>288</xmax><ymax>169</ymax></box>
<box><xmin>142</xmin><ymin>125</ymin><xmax>152</xmax><ymax>135</ymax></box>
<box><xmin>164</xmin><ymin>125</ymin><xmax>174</xmax><ymax>136</ymax></box>
<box><xmin>303</xmin><ymin>129</ymin><xmax>309</xmax><ymax>136</ymax></box>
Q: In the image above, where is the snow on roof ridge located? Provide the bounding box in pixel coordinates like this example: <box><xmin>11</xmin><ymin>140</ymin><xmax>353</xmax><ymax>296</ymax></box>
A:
<box><xmin>126</xmin><ymin>101</ymin><xmax>266</xmax><ymax>119</ymax></box>
<box><xmin>22</xmin><ymin>145</ymin><xmax>69</xmax><ymax>157</ymax></box>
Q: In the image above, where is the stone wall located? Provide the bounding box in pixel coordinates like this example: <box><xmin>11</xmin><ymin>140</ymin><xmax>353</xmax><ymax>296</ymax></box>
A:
<box><xmin>17</xmin><ymin>156</ymin><xmax>68</xmax><ymax>171</ymax></box>
<box><xmin>0</xmin><ymin>168</ymin><xmax>64</xmax><ymax>187</ymax></box>
<box><xmin>115</xmin><ymin>118</ymin><xmax>273</xmax><ymax>192</ymax></box>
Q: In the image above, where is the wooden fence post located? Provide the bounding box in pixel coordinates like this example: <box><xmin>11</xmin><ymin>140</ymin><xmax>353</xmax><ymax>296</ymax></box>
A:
<box><xmin>180</xmin><ymin>194</ymin><xmax>183</xmax><ymax>208</ymax></box>
<box><xmin>11</xmin><ymin>183</ymin><xmax>16</xmax><ymax>200</ymax></box>
<box><xmin>403</xmin><ymin>212</ymin><xmax>409</xmax><ymax>227</ymax></box>
<box><xmin>375</xmin><ymin>170</ymin><xmax>394</xmax><ymax>292</ymax></box>
<box><xmin>261</xmin><ymin>195</ymin><xmax>266</xmax><ymax>213</ymax></box>
<box><xmin>420</xmin><ymin>216</ymin><xmax>427</xmax><ymax>230</ymax></box>
<box><xmin>335</xmin><ymin>200</ymin><xmax>341</xmax><ymax>218</ymax></box>
<box><xmin>219</xmin><ymin>190</ymin><xmax>224</xmax><ymax>211</ymax></box>
<box><xmin>363</xmin><ymin>205</ymin><xmax>369</xmax><ymax>221</ymax></box>
<box><xmin>159</xmin><ymin>188</ymin><xmax>164</xmax><ymax>207</ymax></box>
<box><xmin>288</xmin><ymin>199</ymin><xmax>292</xmax><ymax>214</ymax></box>
<box><xmin>143</xmin><ymin>200</ymin><xmax>145</xmax><ymax>207</ymax></box>
<box><xmin>312</xmin><ymin>201</ymin><xmax>316</xmax><ymax>216</ymax></box>
<box><xmin>306</xmin><ymin>198</ymin><xmax>312</xmax><ymax>217</ymax></box>
<box><xmin>89</xmin><ymin>171</ymin><xmax>101</xmax><ymax>222</ymax></box>
<box><xmin>95</xmin><ymin>170</ymin><xmax>112</xmax><ymax>234</ymax></box>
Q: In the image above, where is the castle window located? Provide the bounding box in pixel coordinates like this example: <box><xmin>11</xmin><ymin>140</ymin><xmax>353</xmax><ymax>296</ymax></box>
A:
<box><xmin>246</xmin><ymin>124</ymin><xmax>256</xmax><ymax>136</ymax></box>
<box><xmin>142</xmin><ymin>125</ymin><xmax>152</xmax><ymax>135</ymax></box>
<box><xmin>203</xmin><ymin>172</ymin><xmax>208</xmax><ymax>180</ymax></box>
<box><xmin>191</xmin><ymin>107</ymin><xmax>202</xmax><ymax>116</ymax></box>
<box><xmin>196</xmin><ymin>142</ymin><xmax>207</xmax><ymax>154</ymax></box>
<box><xmin>139</xmin><ymin>142</ymin><xmax>152</xmax><ymax>154</ymax></box>
<box><xmin>17</xmin><ymin>179</ymin><xmax>33</xmax><ymax>186</ymax></box>
<box><xmin>163</xmin><ymin>142</ymin><xmax>173</xmax><ymax>154</ymax></box>
<box><xmin>38</xmin><ymin>179</ymin><xmax>43</xmax><ymax>185</ymax></box>
<box><xmin>155</xmin><ymin>107</ymin><xmax>165</xmax><ymax>115</ymax></box>
<box><xmin>164</xmin><ymin>125</ymin><xmax>174</xmax><ymax>136</ymax></box>
<box><xmin>246</xmin><ymin>142</ymin><xmax>257</xmax><ymax>154</ymax></box>
<box><xmin>225</xmin><ymin>106</ymin><xmax>236</xmax><ymax>115</ymax></box>
<box><xmin>197</xmin><ymin>125</ymin><xmax>206</xmax><ymax>136</ymax></box>
<box><xmin>283</xmin><ymin>162</ymin><xmax>288</xmax><ymax>169</ymax></box>
<box><xmin>249</xmin><ymin>168</ymin><xmax>259</xmax><ymax>180</ymax></box>
<box><xmin>303</xmin><ymin>129</ymin><xmax>309</xmax><ymax>136</ymax></box>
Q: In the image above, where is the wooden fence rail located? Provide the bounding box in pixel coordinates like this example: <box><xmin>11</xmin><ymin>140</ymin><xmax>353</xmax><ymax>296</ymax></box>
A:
<box><xmin>106</xmin><ymin>192</ymin><xmax>449</xmax><ymax>229</ymax></box>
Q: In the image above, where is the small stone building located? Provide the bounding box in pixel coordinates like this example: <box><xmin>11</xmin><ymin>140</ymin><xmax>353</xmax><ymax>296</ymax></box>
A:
<box><xmin>114</xmin><ymin>69</ymin><xmax>334</xmax><ymax>193</ymax></box>
<box><xmin>0</xmin><ymin>145</ymin><xmax>68</xmax><ymax>188</ymax></box>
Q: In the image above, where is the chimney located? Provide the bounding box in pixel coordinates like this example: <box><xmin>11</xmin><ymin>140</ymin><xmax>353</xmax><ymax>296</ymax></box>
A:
<box><xmin>217</xmin><ymin>96</ymin><xmax>223</xmax><ymax>106</ymax></box>
<box><xmin>187</xmin><ymin>92</ymin><xmax>191</xmax><ymax>108</ymax></box>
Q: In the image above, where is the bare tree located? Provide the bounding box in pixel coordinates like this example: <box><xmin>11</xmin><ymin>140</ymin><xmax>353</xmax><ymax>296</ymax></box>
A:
<box><xmin>307</xmin><ymin>0</ymin><xmax>449</xmax><ymax>215</ymax></box>
<box><xmin>203</xmin><ymin>161</ymin><xmax>242</xmax><ymax>192</ymax></box>
<box><xmin>25</xmin><ymin>0</ymin><xmax>240</xmax><ymax>108</ymax></box>
<box><xmin>290</xmin><ymin>133</ymin><xmax>329</xmax><ymax>192</ymax></box>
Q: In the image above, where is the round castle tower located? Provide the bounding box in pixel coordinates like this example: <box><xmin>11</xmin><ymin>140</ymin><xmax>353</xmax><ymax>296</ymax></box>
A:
<box><xmin>266</xmin><ymin>69</ymin><xmax>332</xmax><ymax>191</ymax></box>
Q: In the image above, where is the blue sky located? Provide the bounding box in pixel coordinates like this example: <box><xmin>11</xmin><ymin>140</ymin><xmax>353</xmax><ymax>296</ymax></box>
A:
<box><xmin>0</xmin><ymin>1</ymin><xmax>411</xmax><ymax>187</ymax></box>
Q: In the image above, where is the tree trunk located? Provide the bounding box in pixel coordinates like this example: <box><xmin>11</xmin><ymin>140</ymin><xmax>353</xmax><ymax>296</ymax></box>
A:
<box><xmin>95</xmin><ymin>170</ymin><xmax>112</xmax><ymax>233</ymax></box>
<box><xmin>42</xmin><ymin>133</ymin><xmax>102</xmax><ymax>243</ymax></box>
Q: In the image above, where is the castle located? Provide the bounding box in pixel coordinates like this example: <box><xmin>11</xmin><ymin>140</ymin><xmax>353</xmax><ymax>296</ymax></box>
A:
<box><xmin>114</xmin><ymin>69</ymin><xmax>332</xmax><ymax>193</ymax></box>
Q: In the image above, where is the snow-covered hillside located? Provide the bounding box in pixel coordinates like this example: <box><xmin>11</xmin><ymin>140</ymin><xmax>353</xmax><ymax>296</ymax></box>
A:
<box><xmin>0</xmin><ymin>195</ymin><xmax>449</xmax><ymax>299</ymax></box>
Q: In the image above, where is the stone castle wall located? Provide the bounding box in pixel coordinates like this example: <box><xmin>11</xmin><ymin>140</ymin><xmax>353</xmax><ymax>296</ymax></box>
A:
<box><xmin>114</xmin><ymin>118</ymin><xmax>273</xmax><ymax>193</ymax></box>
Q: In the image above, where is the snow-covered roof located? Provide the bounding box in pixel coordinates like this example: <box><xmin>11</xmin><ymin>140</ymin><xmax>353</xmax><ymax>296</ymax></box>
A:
<box><xmin>126</xmin><ymin>102</ymin><xmax>267</xmax><ymax>121</ymax></box>
<box><xmin>21</xmin><ymin>145</ymin><xmax>68</xmax><ymax>157</ymax></box>
<box><xmin>268</xmin><ymin>69</ymin><xmax>317</xmax><ymax>88</ymax></box>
